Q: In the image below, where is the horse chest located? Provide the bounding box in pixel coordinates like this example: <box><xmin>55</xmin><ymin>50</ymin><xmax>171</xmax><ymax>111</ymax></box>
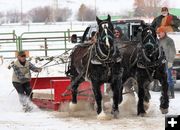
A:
<box><xmin>90</xmin><ymin>63</ymin><xmax>114</xmax><ymax>82</ymax></box>
<box><xmin>137</xmin><ymin>49</ymin><xmax>166</xmax><ymax>69</ymax></box>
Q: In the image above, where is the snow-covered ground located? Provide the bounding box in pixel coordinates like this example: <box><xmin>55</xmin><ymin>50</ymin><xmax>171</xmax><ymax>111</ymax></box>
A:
<box><xmin>1</xmin><ymin>60</ymin><xmax>180</xmax><ymax>130</ymax></box>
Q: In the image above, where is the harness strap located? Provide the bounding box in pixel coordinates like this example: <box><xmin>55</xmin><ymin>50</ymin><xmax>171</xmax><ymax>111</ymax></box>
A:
<box><xmin>129</xmin><ymin>47</ymin><xmax>138</xmax><ymax>68</ymax></box>
<box><xmin>95</xmin><ymin>41</ymin><xmax>111</xmax><ymax>61</ymax></box>
<box><xmin>145</xmin><ymin>66</ymin><xmax>154</xmax><ymax>82</ymax></box>
<box><xmin>85</xmin><ymin>44</ymin><xmax>94</xmax><ymax>80</ymax></box>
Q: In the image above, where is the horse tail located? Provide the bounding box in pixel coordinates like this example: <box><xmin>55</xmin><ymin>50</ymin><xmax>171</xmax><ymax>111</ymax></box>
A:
<box><xmin>65</xmin><ymin>48</ymin><xmax>76</xmax><ymax>77</ymax></box>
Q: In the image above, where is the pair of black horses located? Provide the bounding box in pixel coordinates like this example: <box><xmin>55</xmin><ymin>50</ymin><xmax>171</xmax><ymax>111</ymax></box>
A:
<box><xmin>66</xmin><ymin>15</ymin><xmax>169</xmax><ymax>119</ymax></box>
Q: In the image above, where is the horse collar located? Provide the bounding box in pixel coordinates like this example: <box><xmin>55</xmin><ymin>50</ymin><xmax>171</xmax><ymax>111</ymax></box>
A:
<box><xmin>137</xmin><ymin>47</ymin><xmax>166</xmax><ymax>69</ymax></box>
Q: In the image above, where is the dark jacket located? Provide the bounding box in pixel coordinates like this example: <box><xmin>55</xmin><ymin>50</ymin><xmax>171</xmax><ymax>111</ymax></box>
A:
<box><xmin>120</xmin><ymin>34</ymin><xmax>129</xmax><ymax>41</ymax></box>
<box><xmin>151</xmin><ymin>14</ymin><xmax>180</xmax><ymax>32</ymax></box>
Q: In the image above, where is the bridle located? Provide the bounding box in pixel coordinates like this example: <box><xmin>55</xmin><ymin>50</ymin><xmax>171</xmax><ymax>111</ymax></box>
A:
<box><xmin>95</xmin><ymin>21</ymin><xmax>114</xmax><ymax>61</ymax></box>
<box><xmin>98</xmin><ymin>21</ymin><xmax>114</xmax><ymax>46</ymax></box>
<box><xmin>142</xmin><ymin>28</ymin><xmax>156</xmax><ymax>44</ymax></box>
<box><xmin>141</xmin><ymin>27</ymin><xmax>160</xmax><ymax>61</ymax></box>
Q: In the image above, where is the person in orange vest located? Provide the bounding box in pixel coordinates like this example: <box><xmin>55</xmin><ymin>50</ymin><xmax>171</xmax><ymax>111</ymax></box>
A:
<box><xmin>151</xmin><ymin>7</ymin><xmax>180</xmax><ymax>32</ymax></box>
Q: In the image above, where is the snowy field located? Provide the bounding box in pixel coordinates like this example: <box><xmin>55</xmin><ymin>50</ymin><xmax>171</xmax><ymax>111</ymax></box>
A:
<box><xmin>1</xmin><ymin>60</ymin><xmax>180</xmax><ymax>130</ymax></box>
<box><xmin>0</xmin><ymin>22</ymin><xmax>95</xmax><ymax>35</ymax></box>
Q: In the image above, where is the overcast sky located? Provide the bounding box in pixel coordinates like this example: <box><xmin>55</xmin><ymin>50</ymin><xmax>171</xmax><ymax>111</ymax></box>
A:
<box><xmin>0</xmin><ymin>0</ymin><xmax>180</xmax><ymax>14</ymax></box>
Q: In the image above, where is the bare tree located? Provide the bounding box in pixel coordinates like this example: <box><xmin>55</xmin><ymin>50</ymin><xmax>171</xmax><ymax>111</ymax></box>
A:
<box><xmin>56</xmin><ymin>8</ymin><xmax>72</xmax><ymax>22</ymax></box>
<box><xmin>28</xmin><ymin>6</ymin><xmax>72</xmax><ymax>23</ymax></box>
<box><xmin>134</xmin><ymin>0</ymin><xmax>146</xmax><ymax>17</ymax></box>
<box><xmin>0</xmin><ymin>12</ymin><xmax>3</xmax><ymax>18</ymax></box>
<box><xmin>77</xmin><ymin>4</ymin><xmax>96</xmax><ymax>21</ymax></box>
<box><xmin>6</xmin><ymin>10</ymin><xmax>21</xmax><ymax>23</ymax></box>
<box><xmin>78</xmin><ymin>4</ymin><xmax>86</xmax><ymax>21</ymax></box>
<box><xmin>134</xmin><ymin>0</ymin><xmax>165</xmax><ymax>17</ymax></box>
<box><xmin>0</xmin><ymin>12</ymin><xmax>5</xmax><ymax>24</ymax></box>
<box><xmin>28</xmin><ymin>6</ymin><xmax>51</xmax><ymax>23</ymax></box>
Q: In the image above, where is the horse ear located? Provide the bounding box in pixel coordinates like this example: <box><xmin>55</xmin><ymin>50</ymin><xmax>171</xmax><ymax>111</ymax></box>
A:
<box><xmin>96</xmin><ymin>16</ymin><xmax>101</xmax><ymax>25</ymax></box>
<box><xmin>107</xmin><ymin>14</ymin><xmax>111</xmax><ymax>21</ymax></box>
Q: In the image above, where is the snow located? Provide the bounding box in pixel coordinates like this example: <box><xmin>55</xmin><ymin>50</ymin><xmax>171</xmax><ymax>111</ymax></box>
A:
<box><xmin>32</xmin><ymin>89</ymin><xmax>54</xmax><ymax>100</ymax></box>
<box><xmin>0</xmin><ymin>60</ymin><xmax>180</xmax><ymax>130</ymax></box>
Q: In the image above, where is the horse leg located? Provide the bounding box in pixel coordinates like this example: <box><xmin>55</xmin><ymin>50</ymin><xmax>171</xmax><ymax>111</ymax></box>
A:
<box><xmin>158</xmin><ymin>67</ymin><xmax>169</xmax><ymax>114</ymax></box>
<box><xmin>91</xmin><ymin>80</ymin><xmax>102</xmax><ymax>115</ymax></box>
<box><xmin>111</xmin><ymin>78</ymin><xmax>122</xmax><ymax>118</ymax></box>
<box><xmin>111</xmin><ymin>63</ymin><xmax>123</xmax><ymax>118</ymax></box>
<box><xmin>69</xmin><ymin>78</ymin><xmax>83</xmax><ymax>111</ymax></box>
<box><xmin>118</xmin><ymin>81</ymin><xmax>123</xmax><ymax>105</ymax></box>
<box><xmin>143</xmin><ymin>81</ymin><xmax>151</xmax><ymax>111</ymax></box>
<box><xmin>137</xmin><ymin>71</ymin><xmax>146</xmax><ymax>116</ymax></box>
<box><xmin>71</xmin><ymin>83</ymin><xmax>78</xmax><ymax>104</ymax></box>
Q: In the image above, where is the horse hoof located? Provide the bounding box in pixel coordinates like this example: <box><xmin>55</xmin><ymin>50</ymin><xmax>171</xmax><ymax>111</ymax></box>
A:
<box><xmin>143</xmin><ymin>101</ymin><xmax>150</xmax><ymax>111</ymax></box>
<box><xmin>69</xmin><ymin>102</ymin><xmax>78</xmax><ymax>112</ymax></box>
<box><xmin>138</xmin><ymin>112</ymin><xmax>146</xmax><ymax>117</ymax></box>
<box><xmin>138</xmin><ymin>111</ymin><xmax>146</xmax><ymax>117</ymax></box>
<box><xmin>160</xmin><ymin>108</ymin><xmax>168</xmax><ymax>114</ymax></box>
<box><xmin>111</xmin><ymin>110</ymin><xmax>119</xmax><ymax>119</ymax></box>
<box><xmin>97</xmin><ymin>111</ymin><xmax>112</xmax><ymax>120</ymax></box>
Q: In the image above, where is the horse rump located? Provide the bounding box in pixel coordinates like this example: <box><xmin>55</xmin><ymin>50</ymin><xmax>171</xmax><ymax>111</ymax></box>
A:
<box><xmin>66</xmin><ymin>44</ymin><xmax>92</xmax><ymax>78</ymax></box>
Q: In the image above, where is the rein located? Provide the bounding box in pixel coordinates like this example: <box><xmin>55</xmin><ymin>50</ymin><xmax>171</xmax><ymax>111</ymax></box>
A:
<box><xmin>95</xmin><ymin>29</ymin><xmax>113</xmax><ymax>61</ymax></box>
<box><xmin>95</xmin><ymin>40</ymin><xmax>111</xmax><ymax>61</ymax></box>
<box><xmin>85</xmin><ymin>44</ymin><xmax>94</xmax><ymax>80</ymax></box>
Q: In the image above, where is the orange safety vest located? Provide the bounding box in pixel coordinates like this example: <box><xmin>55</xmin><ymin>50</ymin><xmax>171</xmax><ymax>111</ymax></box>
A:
<box><xmin>160</xmin><ymin>16</ymin><xmax>173</xmax><ymax>32</ymax></box>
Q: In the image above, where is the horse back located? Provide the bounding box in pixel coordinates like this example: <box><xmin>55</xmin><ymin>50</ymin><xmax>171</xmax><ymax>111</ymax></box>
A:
<box><xmin>120</xmin><ymin>41</ymin><xmax>139</xmax><ymax>68</ymax></box>
<box><xmin>70</xmin><ymin>44</ymin><xmax>92</xmax><ymax>73</ymax></box>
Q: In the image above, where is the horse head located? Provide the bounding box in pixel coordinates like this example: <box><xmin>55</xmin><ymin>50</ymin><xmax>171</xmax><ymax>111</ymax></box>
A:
<box><xmin>141</xmin><ymin>25</ymin><xmax>159</xmax><ymax>61</ymax></box>
<box><xmin>95</xmin><ymin>15</ymin><xmax>115</xmax><ymax>61</ymax></box>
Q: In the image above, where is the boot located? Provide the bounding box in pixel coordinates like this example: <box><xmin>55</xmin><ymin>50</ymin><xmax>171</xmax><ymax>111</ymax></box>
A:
<box><xmin>169</xmin><ymin>87</ymin><xmax>175</xmax><ymax>99</ymax></box>
<box><xmin>22</xmin><ymin>104</ymin><xmax>33</xmax><ymax>112</ymax></box>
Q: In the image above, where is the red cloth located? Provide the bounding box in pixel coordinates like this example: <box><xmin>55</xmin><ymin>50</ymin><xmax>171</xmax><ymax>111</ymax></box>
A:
<box><xmin>156</xmin><ymin>26</ymin><xmax>166</xmax><ymax>33</ymax></box>
<box><xmin>166</xmin><ymin>15</ymin><xmax>173</xmax><ymax>25</ymax></box>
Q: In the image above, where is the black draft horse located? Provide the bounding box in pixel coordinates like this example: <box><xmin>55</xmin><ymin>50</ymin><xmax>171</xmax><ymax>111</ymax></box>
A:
<box><xmin>66</xmin><ymin>15</ymin><xmax>123</xmax><ymax>119</ymax></box>
<box><xmin>121</xmin><ymin>25</ymin><xmax>169</xmax><ymax>116</ymax></box>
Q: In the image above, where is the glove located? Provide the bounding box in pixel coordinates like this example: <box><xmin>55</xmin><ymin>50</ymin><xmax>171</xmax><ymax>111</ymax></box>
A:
<box><xmin>7</xmin><ymin>61</ymin><xmax>14</xmax><ymax>69</ymax></box>
<box><xmin>168</xmin><ymin>62</ymin><xmax>173</xmax><ymax>68</ymax></box>
<box><xmin>166</xmin><ymin>15</ymin><xmax>173</xmax><ymax>26</ymax></box>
